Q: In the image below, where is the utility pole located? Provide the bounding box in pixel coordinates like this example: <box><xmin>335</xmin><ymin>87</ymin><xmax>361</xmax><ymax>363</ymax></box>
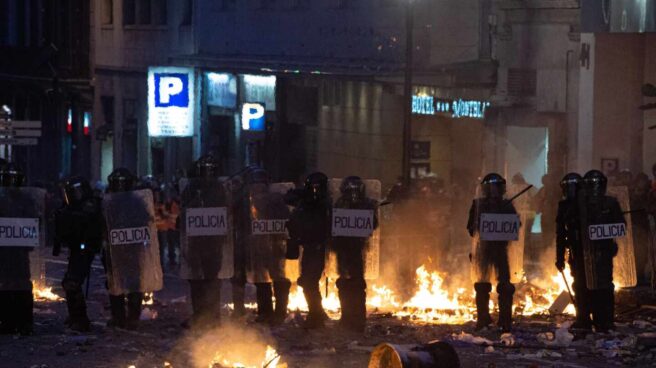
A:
<box><xmin>402</xmin><ymin>0</ymin><xmax>414</xmax><ymax>185</ymax></box>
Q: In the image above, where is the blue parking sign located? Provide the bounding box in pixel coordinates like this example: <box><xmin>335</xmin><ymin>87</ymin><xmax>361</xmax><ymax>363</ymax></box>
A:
<box><xmin>154</xmin><ymin>73</ymin><xmax>189</xmax><ymax>108</ymax></box>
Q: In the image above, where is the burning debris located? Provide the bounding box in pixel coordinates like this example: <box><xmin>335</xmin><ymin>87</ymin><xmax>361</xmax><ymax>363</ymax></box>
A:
<box><xmin>32</xmin><ymin>282</ymin><xmax>64</xmax><ymax>302</ymax></box>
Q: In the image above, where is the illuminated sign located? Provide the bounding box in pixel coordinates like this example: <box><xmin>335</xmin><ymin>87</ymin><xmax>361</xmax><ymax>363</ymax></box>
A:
<box><xmin>147</xmin><ymin>66</ymin><xmax>195</xmax><ymax>137</ymax></box>
<box><xmin>241</xmin><ymin>103</ymin><xmax>266</xmax><ymax>131</ymax></box>
<box><xmin>207</xmin><ymin>73</ymin><xmax>237</xmax><ymax>108</ymax></box>
<box><xmin>66</xmin><ymin>109</ymin><xmax>73</xmax><ymax>133</ymax></box>
<box><xmin>412</xmin><ymin>95</ymin><xmax>490</xmax><ymax>119</ymax></box>
<box><xmin>242</xmin><ymin>75</ymin><xmax>276</xmax><ymax>111</ymax></box>
<box><xmin>83</xmin><ymin>112</ymin><xmax>91</xmax><ymax>136</ymax></box>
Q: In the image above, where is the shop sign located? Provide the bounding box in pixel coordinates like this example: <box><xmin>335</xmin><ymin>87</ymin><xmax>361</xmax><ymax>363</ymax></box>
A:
<box><xmin>206</xmin><ymin>73</ymin><xmax>237</xmax><ymax>108</ymax></box>
<box><xmin>147</xmin><ymin>66</ymin><xmax>195</xmax><ymax>137</ymax></box>
<box><xmin>242</xmin><ymin>75</ymin><xmax>276</xmax><ymax>111</ymax></box>
<box><xmin>412</xmin><ymin>95</ymin><xmax>490</xmax><ymax>119</ymax></box>
<box><xmin>241</xmin><ymin>103</ymin><xmax>266</xmax><ymax>131</ymax></box>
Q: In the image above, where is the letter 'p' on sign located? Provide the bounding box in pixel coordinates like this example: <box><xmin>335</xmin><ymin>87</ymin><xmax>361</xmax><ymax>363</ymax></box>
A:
<box><xmin>155</xmin><ymin>73</ymin><xmax>189</xmax><ymax>107</ymax></box>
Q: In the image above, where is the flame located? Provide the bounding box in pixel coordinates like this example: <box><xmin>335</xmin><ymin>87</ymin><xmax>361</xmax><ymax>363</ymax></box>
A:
<box><xmin>210</xmin><ymin>345</ymin><xmax>282</xmax><ymax>368</ymax></box>
<box><xmin>143</xmin><ymin>292</ymin><xmax>155</xmax><ymax>306</ymax></box>
<box><xmin>32</xmin><ymin>282</ymin><xmax>64</xmax><ymax>302</ymax></box>
<box><xmin>287</xmin><ymin>284</ymin><xmax>341</xmax><ymax>314</ymax></box>
<box><xmin>367</xmin><ymin>263</ymin><xmax>577</xmax><ymax>324</ymax></box>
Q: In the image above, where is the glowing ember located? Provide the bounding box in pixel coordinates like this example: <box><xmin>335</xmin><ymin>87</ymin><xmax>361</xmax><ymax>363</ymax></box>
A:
<box><xmin>143</xmin><ymin>292</ymin><xmax>155</xmax><ymax>305</ymax></box>
<box><xmin>32</xmin><ymin>282</ymin><xmax>64</xmax><ymax>302</ymax></box>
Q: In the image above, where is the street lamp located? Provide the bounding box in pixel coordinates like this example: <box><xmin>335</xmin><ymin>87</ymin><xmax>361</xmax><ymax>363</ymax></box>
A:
<box><xmin>402</xmin><ymin>0</ymin><xmax>414</xmax><ymax>185</ymax></box>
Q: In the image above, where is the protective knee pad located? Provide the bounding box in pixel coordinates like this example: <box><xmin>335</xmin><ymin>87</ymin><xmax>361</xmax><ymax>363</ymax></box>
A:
<box><xmin>474</xmin><ymin>282</ymin><xmax>492</xmax><ymax>294</ymax></box>
<box><xmin>497</xmin><ymin>282</ymin><xmax>515</xmax><ymax>296</ymax></box>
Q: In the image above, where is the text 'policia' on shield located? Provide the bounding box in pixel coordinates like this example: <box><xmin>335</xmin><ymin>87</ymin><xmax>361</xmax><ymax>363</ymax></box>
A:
<box><xmin>252</xmin><ymin>219</ymin><xmax>288</xmax><ymax>235</ymax></box>
<box><xmin>186</xmin><ymin>207</ymin><xmax>228</xmax><ymax>236</ymax></box>
<box><xmin>479</xmin><ymin>213</ymin><xmax>520</xmax><ymax>242</ymax></box>
<box><xmin>589</xmin><ymin>223</ymin><xmax>627</xmax><ymax>241</ymax></box>
<box><xmin>109</xmin><ymin>226</ymin><xmax>152</xmax><ymax>246</ymax></box>
<box><xmin>332</xmin><ymin>208</ymin><xmax>375</xmax><ymax>237</ymax></box>
<box><xmin>0</xmin><ymin>217</ymin><xmax>40</xmax><ymax>247</ymax></box>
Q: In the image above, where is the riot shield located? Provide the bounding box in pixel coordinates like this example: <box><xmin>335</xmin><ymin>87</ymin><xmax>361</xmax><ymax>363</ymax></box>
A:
<box><xmin>648</xmin><ymin>214</ymin><xmax>656</xmax><ymax>290</ymax></box>
<box><xmin>103</xmin><ymin>189</ymin><xmax>163</xmax><ymax>295</ymax></box>
<box><xmin>179</xmin><ymin>178</ymin><xmax>234</xmax><ymax>280</ymax></box>
<box><xmin>0</xmin><ymin>187</ymin><xmax>46</xmax><ymax>291</ymax></box>
<box><xmin>469</xmin><ymin>198</ymin><xmax>524</xmax><ymax>285</ymax></box>
<box><xmin>326</xmin><ymin>178</ymin><xmax>381</xmax><ymax>280</ymax></box>
<box><xmin>246</xmin><ymin>183</ymin><xmax>293</xmax><ymax>284</ymax></box>
<box><xmin>607</xmin><ymin>187</ymin><xmax>637</xmax><ymax>288</ymax></box>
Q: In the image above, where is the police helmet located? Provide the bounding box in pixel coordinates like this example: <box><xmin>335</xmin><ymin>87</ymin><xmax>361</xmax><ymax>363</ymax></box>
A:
<box><xmin>107</xmin><ymin>168</ymin><xmax>136</xmax><ymax>193</ymax></box>
<box><xmin>560</xmin><ymin>172</ymin><xmax>582</xmax><ymax>200</ymax></box>
<box><xmin>340</xmin><ymin>176</ymin><xmax>366</xmax><ymax>201</ymax></box>
<box><xmin>194</xmin><ymin>155</ymin><xmax>221</xmax><ymax>179</ymax></box>
<box><xmin>305</xmin><ymin>172</ymin><xmax>328</xmax><ymax>202</ymax></box>
<box><xmin>583</xmin><ymin>170</ymin><xmax>607</xmax><ymax>197</ymax></box>
<box><xmin>481</xmin><ymin>173</ymin><xmax>506</xmax><ymax>199</ymax></box>
<box><xmin>63</xmin><ymin>176</ymin><xmax>93</xmax><ymax>206</ymax></box>
<box><xmin>0</xmin><ymin>162</ymin><xmax>25</xmax><ymax>188</ymax></box>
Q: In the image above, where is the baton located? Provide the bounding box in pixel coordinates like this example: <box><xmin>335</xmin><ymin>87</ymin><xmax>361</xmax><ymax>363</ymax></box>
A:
<box><xmin>506</xmin><ymin>185</ymin><xmax>534</xmax><ymax>204</ymax></box>
<box><xmin>560</xmin><ymin>269</ymin><xmax>576</xmax><ymax>305</ymax></box>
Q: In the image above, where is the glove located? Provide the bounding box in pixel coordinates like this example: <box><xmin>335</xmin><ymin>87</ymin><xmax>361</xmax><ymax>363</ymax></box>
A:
<box><xmin>555</xmin><ymin>260</ymin><xmax>565</xmax><ymax>272</ymax></box>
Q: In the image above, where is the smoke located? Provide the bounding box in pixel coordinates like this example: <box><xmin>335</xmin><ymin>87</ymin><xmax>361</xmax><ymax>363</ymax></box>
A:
<box><xmin>178</xmin><ymin>323</ymin><xmax>280</xmax><ymax>368</ymax></box>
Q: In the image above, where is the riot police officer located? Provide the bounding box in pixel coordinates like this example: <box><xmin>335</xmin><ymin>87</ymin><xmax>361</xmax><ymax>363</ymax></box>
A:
<box><xmin>103</xmin><ymin>168</ymin><xmax>147</xmax><ymax>330</ymax></box>
<box><xmin>579</xmin><ymin>170</ymin><xmax>625</xmax><ymax>332</ymax></box>
<box><xmin>467</xmin><ymin>173</ymin><xmax>518</xmax><ymax>332</ymax></box>
<box><xmin>243</xmin><ymin>168</ymin><xmax>291</xmax><ymax>324</ymax></box>
<box><xmin>287</xmin><ymin>172</ymin><xmax>331</xmax><ymax>328</ymax></box>
<box><xmin>54</xmin><ymin>176</ymin><xmax>104</xmax><ymax>332</ymax></box>
<box><xmin>332</xmin><ymin>176</ymin><xmax>378</xmax><ymax>332</ymax></box>
<box><xmin>0</xmin><ymin>163</ymin><xmax>34</xmax><ymax>335</ymax></box>
<box><xmin>180</xmin><ymin>155</ymin><xmax>229</xmax><ymax>329</ymax></box>
<box><xmin>555</xmin><ymin>173</ymin><xmax>591</xmax><ymax>331</ymax></box>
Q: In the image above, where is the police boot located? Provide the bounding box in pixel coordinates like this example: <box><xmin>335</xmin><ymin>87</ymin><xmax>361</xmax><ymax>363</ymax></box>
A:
<box><xmin>125</xmin><ymin>292</ymin><xmax>143</xmax><ymax>331</ymax></box>
<box><xmin>303</xmin><ymin>286</ymin><xmax>327</xmax><ymax>329</ymax></box>
<box><xmin>231</xmin><ymin>284</ymin><xmax>246</xmax><ymax>318</ymax></box>
<box><xmin>594</xmin><ymin>288</ymin><xmax>615</xmax><ymax>333</ymax></box>
<box><xmin>16</xmin><ymin>290</ymin><xmax>34</xmax><ymax>336</ymax></box>
<box><xmin>337</xmin><ymin>279</ymin><xmax>353</xmax><ymax>329</ymax></box>
<box><xmin>255</xmin><ymin>283</ymin><xmax>274</xmax><ymax>323</ymax></box>
<box><xmin>66</xmin><ymin>290</ymin><xmax>90</xmax><ymax>332</ymax></box>
<box><xmin>474</xmin><ymin>283</ymin><xmax>493</xmax><ymax>331</ymax></box>
<box><xmin>107</xmin><ymin>295</ymin><xmax>126</xmax><ymax>328</ymax></box>
<box><xmin>350</xmin><ymin>279</ymin><xmax>367</xmax><ymax>333</ymax></box>
<box><xmin>571</xmin><ymin>281</ymin><xmax>592</xmax><ymax>331</ymax></box>
<box><xmin>0</xmin><ymin>291</ymin><xmax>14</xmax><ymax>334</ymax></box>
<box><xmin>272</xmin><ymin>280</ymin><xmax>291</xmax><ymax>325</ymax></box>
<box><xmin>497</xmin><ymin>282</ymin><xmax>515</xmax><ymax>333</ymax></box>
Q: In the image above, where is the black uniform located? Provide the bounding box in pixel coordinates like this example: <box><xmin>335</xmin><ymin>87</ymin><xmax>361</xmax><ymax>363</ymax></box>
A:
<box><xmin>180</xmin><ymin>155</ymin><xmax>227</xmax><ymax>328</ymax></box>
<box><xmin>54</xmin><ymin>177</ymin><xmax>104</xmax><ymax>332</ymax></box>
<box><xmin>467</xmin><ymin>173</ymin><xmax>517</xmax><ymax>332</ymax></box>
<box><xmin>578</xmin><ymin>171</ymin><xmax>625</xmax><ymax>332</ymax></box>
<box><xmin>332</xmin><ymin>176</ymin><xmax>379</xmax><ymax>332</ymax></box>
<box><xmin>103</xmin><ymin>168</ymin><xmax>146</xmax><ymax>330</ymax></box>
<box><xmin>287</xmin><ymin>172</ymin><xmax>331</xmax><ymax>328</ymax></box>
<box><xmin>555</xmin><ymin>173</ymin><xmax>592</xmax><ymax>331</ymax></box>
<box><xmin>0</xmin><ymin>163</ymin><xmax>35</xmax><ymax>336</ymax></box>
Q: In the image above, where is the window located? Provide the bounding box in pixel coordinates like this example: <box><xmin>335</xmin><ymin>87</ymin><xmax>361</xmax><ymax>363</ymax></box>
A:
<box><xmin>102</xmin><ymin>0</ymin><xmax>113</xmax><ymax>25</ymax></box>
<box><xmin>100</xmin><ymin>96</ymin><xmax>115</xmax><ymax>125</ymax></box>
<box><xmin>181</xmin><ymin>0</ymin><xmax>192</xmax><ymax>25</ymax></box>
<box><xmin>123</xmin><ymin>0</ymin><xmax>136</xmax><ymax>25</ymax></box>
<box><xmin>152</xmin><ymin>0</ymin><xmax>167</xmax><ymax>25</ymax></box>
<box><xmin>137</xmin><ymin>0</ymin><xmax>151</xmax><ymax>24</ymax></box>
<box><xmin>123</xmin><ymin>0</ymin><xmax>167</xmax><ymax>26</ymax></box>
